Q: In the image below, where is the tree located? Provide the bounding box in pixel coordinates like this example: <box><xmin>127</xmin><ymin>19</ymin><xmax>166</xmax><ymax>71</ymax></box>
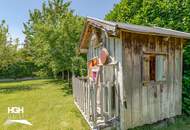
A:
<box><xmin>0</xmin><ymin>20</ymin><xmax>37</xmax><ymax>79</ymax></box>
<box><xmin>105</xmin><ymin>0</ymin><xmax>190</xmax><ymax>115</ymax></box>
<box><xmin>0</xmin><ymin>20</ymin><xmax>14</xmax><ymax>69</ymax></box>
<box><xmin>0</xmin><ymin>21</ymin><xmax>17</xmax><ymax>78</ymax></box>
<box><xmin>23</xmin><ymin>0</ymin><xmax>84</xmax><ymax>79</ymax></box>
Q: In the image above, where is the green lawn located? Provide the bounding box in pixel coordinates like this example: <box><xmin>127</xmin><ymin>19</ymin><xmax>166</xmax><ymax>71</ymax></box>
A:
<box><xmin>130</xmin><ymin>116</ymin><xmax>190</xmax><ymax>130</ymax></box>
<box><xmin>0</xmin><ymin>79</ymin><xmax>89</xmax><ymax>130</ymax></box>
<box><xmin>0</xmin><ymin>79</ymin><xmax>190</xmax><ymax>130</ymax></box>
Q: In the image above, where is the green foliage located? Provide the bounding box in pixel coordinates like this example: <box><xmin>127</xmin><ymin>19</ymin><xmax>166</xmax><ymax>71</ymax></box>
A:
<box><xmin>0</xmin><ymin>61</ymin><xmax>36</xmax><ymax>79</ymax></box>
<box><xmin>72</xmin><ymin>56</ymin><xmax>87</xmax><ymax>77</ymax></box>
<box><xmin>23</xmin><ymin>0</ymin><xmax>85</xmax><ymax>78</ymax></box>
<box><xmin>105</xmin><ymin>0</ymin><xmax>190</xmax><ymax>115</ymax></box>
<box><xmin>183</xmin><ymin>44</ymin><xmax>190</xmax><ymax>115</ymax></box>
<box><xmin>0</xmin><ymin>21</ymin><xmax>13</xmax><ymax>69</ymax></box>
<box><xmin>0</xmin><ymin>21</ymin><xmax>37</xmax><ymax>79</ymax></box>
<box><xmin>0</xmin><ymin>0</ymin><xmax>86</xmax><ymax>79</ymax></box>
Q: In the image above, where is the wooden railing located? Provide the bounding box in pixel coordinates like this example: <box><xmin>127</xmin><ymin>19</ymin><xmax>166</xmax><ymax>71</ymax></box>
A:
<box><xmin>72</xmin><ymin>76</ymin><xmax>96</xmax><ymax>127</ymax></box>
<box><xmin>72</xmin><ymin>74</ymin><xmax>120</xmax><ymax>129</ymax></box>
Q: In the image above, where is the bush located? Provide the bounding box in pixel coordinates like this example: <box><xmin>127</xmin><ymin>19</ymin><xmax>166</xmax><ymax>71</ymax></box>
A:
<box><xmin>0</xmin><ymin>61</ymin><xmax>36</xmax><ymax>79</ymax></box>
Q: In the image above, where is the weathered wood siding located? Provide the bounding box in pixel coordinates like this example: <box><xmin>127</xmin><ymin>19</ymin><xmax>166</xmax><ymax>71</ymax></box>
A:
<box><xmin>121</xmin><ymin>31</ymin><xmax>183</xmax><ymax>129</ymax></box>
<box><xmin>87</xmin><ymin>33</ymin><xmax>101</xmax><ymax>61</ymax></box>
<box><xmin>108</xmin><ymin>36</ymin><xmax>123</xmax><ymax>120</ymax></box>
<box><xmin>86</xmin><ymin>28</ymin><xmax>123</xmax><ymax>123</ymax></box>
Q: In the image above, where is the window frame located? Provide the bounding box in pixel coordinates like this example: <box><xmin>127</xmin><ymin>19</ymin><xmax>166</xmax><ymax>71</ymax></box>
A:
<box><xmin>142</xmin><ymin>51</ymin><xmax>168</xmax><ymax>85</ymax></box>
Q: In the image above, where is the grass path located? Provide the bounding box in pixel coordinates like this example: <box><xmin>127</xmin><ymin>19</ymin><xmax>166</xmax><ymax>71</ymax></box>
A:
<box><xmin>0</xmin><ymin>79</ymin><xmax>89</xmax><ymax>130</ymax></box>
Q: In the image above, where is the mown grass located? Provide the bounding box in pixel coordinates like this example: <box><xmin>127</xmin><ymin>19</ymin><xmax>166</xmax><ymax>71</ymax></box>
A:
<box><xmin>0</xmin><ymin>79</ymin><xmax>190</xmax><ymax>130</ymax></box>
<box><xmin>0</xmin><ymin>79</ymin><xmax>89</xmax><ymax>130</ymax></box>
<box><xmin>130</xmin><ymin>116</ymin><xmax>190</xmax><ymax>130</ymax></box>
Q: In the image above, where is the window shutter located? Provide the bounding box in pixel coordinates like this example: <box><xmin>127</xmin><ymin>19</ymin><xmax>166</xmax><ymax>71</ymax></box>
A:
<box><xmin>156</xmin><ymin>55</ymin><xmax>166</xmax><ymax>81</ymax></box>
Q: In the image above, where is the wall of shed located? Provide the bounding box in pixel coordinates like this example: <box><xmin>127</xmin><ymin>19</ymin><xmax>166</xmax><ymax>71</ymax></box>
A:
<box><xmin>121</xmin><ymin>31</ymin><xmax>183</xmax><ymax>129</ymax></box>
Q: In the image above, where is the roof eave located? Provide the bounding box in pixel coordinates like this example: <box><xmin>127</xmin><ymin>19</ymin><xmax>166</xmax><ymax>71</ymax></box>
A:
<box><xmin>119</xmin><ymin>28</ymin><xmax>190</xmax><ymax>40</ymax></box>
<box><xmin>79</xmin><ymin>17</ymin><xmax>118</xmax><ymax>50</ymax></box>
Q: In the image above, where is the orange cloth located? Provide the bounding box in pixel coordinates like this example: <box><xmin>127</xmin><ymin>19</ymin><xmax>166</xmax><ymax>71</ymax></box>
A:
<box><xmin>88</xmin><ymin>58</ymin><xmax>99</xmax><ymax>77</ymax></box>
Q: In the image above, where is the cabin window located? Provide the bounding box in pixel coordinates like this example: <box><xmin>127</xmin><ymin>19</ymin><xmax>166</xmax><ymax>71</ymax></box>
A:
<box><xmin>143</xmin><ymin>54</ymin><xmax>167</xmax><ymax>83</ymax></box>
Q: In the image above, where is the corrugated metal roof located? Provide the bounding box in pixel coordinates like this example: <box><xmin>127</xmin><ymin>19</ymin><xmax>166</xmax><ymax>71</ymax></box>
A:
<box><xmin>87</xmin><ymin>17</ymin><xmax>190</xmax><ymax>39</ymax></box>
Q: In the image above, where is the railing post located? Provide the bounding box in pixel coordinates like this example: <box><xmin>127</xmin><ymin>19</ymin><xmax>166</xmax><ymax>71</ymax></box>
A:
<box><xmin>87</xmin><ymin>80</ymin><xmax>91</xmax><ymax>120</ymax></box>
<box><xmin>115</xmin><ymin>81</ymin><xmax>120</xmax><ymax>117</ymax></box>
<box><xmin>103</xmin><ymin>82</ymin><xmax>108</xmax><ymax>119</ymax></box>
<box><xmin>100</xmin><ymin>82</ymin><xmax>104</xmax><ymax>118</ymax></box>
<box><xmin>92</xmin><ymin>81</ymin><xmax>97</xmax><ymax>125</ymax></box>
<box><xmin>108</xmin><ymin>81</ymin><xmax>113</xmax><ymax>119</ymax></box>
<box><xmin>78</xmin><ymin>79</ymin><xmax>81</xmax><ymax>107</ymax></box>
<box><xmin>90</xmin><ymin>81</ymin><xmax>93</xmax><ymax>121</ymax></box>
<box><xmin>80</xmin><ymin>80</ymin><xmax>82</xmax><ymax>108</ymax></box>
<box><xmin>85</xmin><ymin>82</ymin><xmax>87</xmax><ymax>115</ymax></box>
<box><xmin>82</xmin><ymin>81</ymin><xmax>85</xmax><ymax>112</ymax></box>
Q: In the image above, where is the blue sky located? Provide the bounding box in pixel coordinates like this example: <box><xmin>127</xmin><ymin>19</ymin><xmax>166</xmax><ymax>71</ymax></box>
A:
<box><xmin>0</xmin><ymin>0</ymin><xmax>120</xmax><ymax>43</ymax></box>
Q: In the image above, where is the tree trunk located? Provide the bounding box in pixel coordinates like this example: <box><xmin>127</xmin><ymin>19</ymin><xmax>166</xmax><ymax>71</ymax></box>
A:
<box><xmin>54</xmin><ymin>72</ymin><xmax>57</xmax><ymax>79</ymax></box>
<box><xmin>67</xmin><ymin>71</ymin><xmax>69</xmax><ymax>81</ymax></box>
<box><xmin>68</xmin><ymin>71</ymin><xmax>70</xmax><ymax>87</ymax></box>
<box><xmin>62</xmin><ymin>71</ymin><xmax>64</xmax><ymax>80</ymax></box>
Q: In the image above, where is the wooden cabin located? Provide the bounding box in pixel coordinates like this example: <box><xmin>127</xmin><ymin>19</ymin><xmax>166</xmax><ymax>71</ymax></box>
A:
<box><xmin>72</xmin><ymin>17</ymin><xmax>190</xmax><ymax>130</ymax></box>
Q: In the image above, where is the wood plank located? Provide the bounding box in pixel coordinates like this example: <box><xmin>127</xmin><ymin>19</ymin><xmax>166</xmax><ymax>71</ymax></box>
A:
<box><xmin>141</xmin><ymin>36</ymin><xmax>149</xmax><ymax>124</ymax></box>
<box><xmin>155</xmin><ymin>37</ymin><xmax>161</xmax><ymax>121</ymax></box>
<box><xmin>131</xmin><ymin>36</ymin><xmax>141</xmax><ymax>127</ymax></box>
<box><xmin>109</xmin><ymin>37</ymin><xmax>115</xmax><ymax>60</ymax></box>
<box><xmin>147</xmin><ymin>36</ymin><xmax>156</xmax><ymax>123</ymax></box>
<box><xmin>168</xmin><ymin>38</ymin><xmax>175</xmax><ymax>118</ymax></box>
<box><xmin>157</xmin><ymin>39</ymin><xmax>168</xmax><ymax>120</ymax></box>
<box><xmin>87</xmin><ymin>82</ymin><xmax>90</xmax><ymax>120</ymax></box>
<box><xmin>108</xmin><ymin>82</ymin><xmax>113</xmax><ymax>118</ymax></box>
<box><xmin>114</xmin><ymin>37</ymin><xmax>124</xmax><ymax>129</ymax></box>
<box><xmin>179</xmin><ymin>39</ymin><xmax>183</xmax><ymax>115</ymax></box>
<box><xmin>137</xmin><ymin>37</ymin><xmax>143</xmax><ymax>126</ymax></box>
<box><xmin>99</xmin><ymin>82</ymin><xmax>104</xmax><ymax>117</ymax></box>
<box><xmin>103</xmin><ymin>65</ymin><xmax>114</xmax><ymax>82</ymax></box>
<box><xmin>122</xmin><ymin>32</ymin><xmax>132</xmax><ymax>129</ymax></box>
<box><xmin>174</xmin><ymin>38</ymin><xmax>182</xmax><ymax>115</ymax></box>
<box><xmin>149</xmin><ymin>84</ymin><xmax>156</xmax><ymax>123</ymax></box>
<box><xmin>103</xmin><ymin>83</ymin><xmax>108</xmax><ymax>119</ymax></box>
<box><xmin>161</xmin><ymin>39</ymin><xmax>170</xmax><ymax>119</ymax></box>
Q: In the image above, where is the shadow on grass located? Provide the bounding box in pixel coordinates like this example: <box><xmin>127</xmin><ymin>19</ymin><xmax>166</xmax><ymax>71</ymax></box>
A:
<box><xmin>48</xmin><ymin>79</ymin><xmax>72</xmax><ymax>96</ymax></box>
<box><xmin>130</xmin><ymin>115</ymin><xmax>190</xmax><ymax>130</ymax></box>
<box><xmin>0</xmin><ymin>85</ymin><xmax>39</xmax><ymax>94</ymax></box>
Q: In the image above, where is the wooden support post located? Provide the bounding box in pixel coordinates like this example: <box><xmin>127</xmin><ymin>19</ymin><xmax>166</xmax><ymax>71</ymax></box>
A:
<box><xmin>90</xmin><ymin>81</ymin><xmax>94</xmax><ymax>121</ymax></box>
<box><xmin>115</xmin><ymin>82</ymin><xmax>119</xmax><ymax>117</ymax></box>
<box><xmin>87</xmin><ymin>81</ymin><xmax>90</xmax><ymax>120</ymax></box>
<box><xmin>103</xmin><ymin>83</ymin><xmax>108</xmax><ymax>119</ymax></box>
<box><xmin>84</xmin><ymin>82</ymin><xmax>87</xmax><ymax>114</ymax></box>
<box><xmin>108</xmin><ymin>81</ymin><xmax>113</xmax><ymax>119</ymax></box>
<box><xmin>92</xmin><ymin>82</ymin><xmax>97</xmax><ymax>124</ymax></box>
<box><xmin>87</xmin><ymin>82</ymin><xmax>89</xmax><ymax>116</ymax></box>
<box><xmin>100</xmin><ymin>82</ymin><xmax>104</xmax><ymax>117</ymax></box>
